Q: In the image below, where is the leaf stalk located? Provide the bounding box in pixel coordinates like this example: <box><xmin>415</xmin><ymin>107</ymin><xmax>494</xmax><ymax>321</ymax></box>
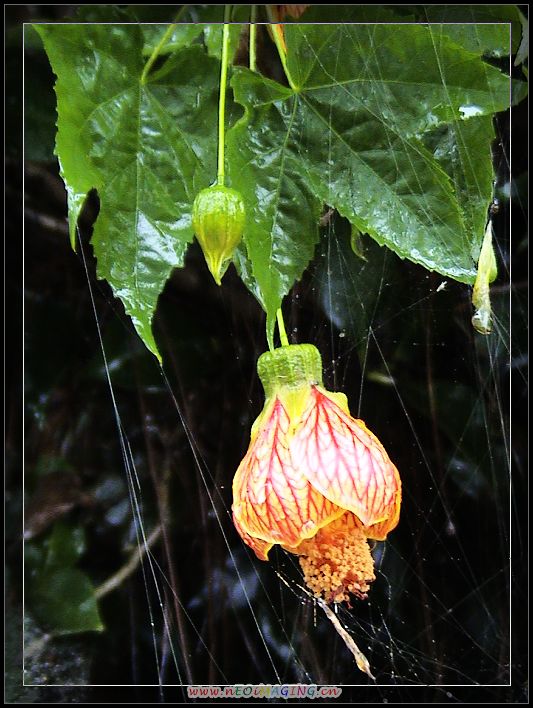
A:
<box><xmin>140</xmin><ymin>23</ymin><xmax>177</xmax><ymax>85</ymax></box>
<box><xmin>276</xmin><ymin>308</ymin><xmax>290</xmax><ymax>347</ymax></box>
<box><xmin>249</xmin><ymin>5</ymin><xmax>257</xmax><ymax>72</ymax></box>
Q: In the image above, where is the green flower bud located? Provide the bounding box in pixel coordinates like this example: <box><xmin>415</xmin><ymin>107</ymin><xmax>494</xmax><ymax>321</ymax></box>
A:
<box><xmin>472</xmin><ymin>221</ymin><xmax>498</xmax><ymax>335</ymax></box>
<box><xmin>192</xmin><ymin>185</ymin><xmax>245</xmax><ymax>285</ymax></box>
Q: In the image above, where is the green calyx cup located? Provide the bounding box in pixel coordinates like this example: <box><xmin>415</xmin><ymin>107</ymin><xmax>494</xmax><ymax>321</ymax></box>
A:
<box><xmin>257</xmin><ymin>344</ymin><xmax>323</xmax><ymax>398</ymax></box>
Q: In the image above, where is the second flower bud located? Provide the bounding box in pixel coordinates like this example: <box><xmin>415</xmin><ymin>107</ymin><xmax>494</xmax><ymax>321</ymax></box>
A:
<box><xmin>192</xmin><ymin>185</ymin><xmax>245</xmax><ymax>286</ymax></box>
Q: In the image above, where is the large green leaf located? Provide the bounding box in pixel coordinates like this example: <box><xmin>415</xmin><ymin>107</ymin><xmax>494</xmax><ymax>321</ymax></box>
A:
<box><xmin>286</xmin><ymin>24</ymin><xmax>510</xmax><ymax>135</ymax></box>
<box><xmin>227</xmin><ymin>76</ymin><xmax>322</xmax><ymax>347</ymax></box>
<box><xmin>228</xmin><ymin>23</ymin><xmax>511</xmax><ymax>340</ymax></box>
<box><xmin>34</xmin><ymin>26</ymin><xmax>221</xmax><ymax>360</ymax></box>
<box><xmin>288</xmin><ymin>5</ymin><xmax>523</xmax><ymax>56</ymax></box>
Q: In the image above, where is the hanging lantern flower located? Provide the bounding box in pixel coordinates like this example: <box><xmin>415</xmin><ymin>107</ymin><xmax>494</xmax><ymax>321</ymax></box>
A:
<box><xmin>232</xmin><ymin>344</ymin><xmax>401</xmax><ymax>604</ymax></box>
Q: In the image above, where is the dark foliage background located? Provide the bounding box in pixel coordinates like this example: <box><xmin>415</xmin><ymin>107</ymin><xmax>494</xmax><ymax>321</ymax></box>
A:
<box><xmin>6</xmin><ymin>4</ymin><xmax>528</xmax><ymax>704</ymax></box>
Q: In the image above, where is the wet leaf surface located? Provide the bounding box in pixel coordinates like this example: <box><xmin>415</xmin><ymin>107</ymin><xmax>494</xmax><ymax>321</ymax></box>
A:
<box><xmin>35</xmin><ymin>26</ymin><xmax>223</xmax><ymax>359</ymax></box>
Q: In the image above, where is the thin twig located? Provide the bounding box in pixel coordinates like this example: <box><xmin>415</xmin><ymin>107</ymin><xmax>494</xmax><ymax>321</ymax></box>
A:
<box><xmin>95</xmin><ymin>524</ymin><xmax>162</xmax><ymax>600</ymax></box>
<box><xmin>317</xmin><ymin>599</ymin><xmax>376</xmax><ymax>680</ymax></box>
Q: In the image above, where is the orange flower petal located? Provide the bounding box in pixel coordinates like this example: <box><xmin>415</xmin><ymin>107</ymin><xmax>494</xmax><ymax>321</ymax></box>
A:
<box><xmin>364</xmin><ymin>480</ymin><xmax>402</xmax><ymax>540</ymax></box>
<box><xmin>232</xmin><ymin>512</ymin><xmax>273</xmax><ymax>561</ymax></box>
<box><xmin>292</xmin><ymin>387</ymin><xmax>401</xmax><ymax>528</ymax></box>
<box><xmin>232</xmin><ymin>397</ymin><xmax>342</xmax><ymax>557</ymax></box>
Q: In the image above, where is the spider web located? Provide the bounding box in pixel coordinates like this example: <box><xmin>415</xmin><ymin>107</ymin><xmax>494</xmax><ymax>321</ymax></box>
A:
<box><xmin>21</xmin><ymin>18</ymin><xmax>527</xmax><ymax>705</ymax></box>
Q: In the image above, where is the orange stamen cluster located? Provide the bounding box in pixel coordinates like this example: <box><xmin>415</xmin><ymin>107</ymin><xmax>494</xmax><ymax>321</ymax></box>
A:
<box><xmin>295</xmin><ymin>514</ymin><xmax>375</xmax><ymax>604</ymax></box>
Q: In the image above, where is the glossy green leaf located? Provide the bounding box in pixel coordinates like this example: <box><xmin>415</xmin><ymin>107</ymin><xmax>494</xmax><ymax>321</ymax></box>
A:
<box><xmin>316</xmin><ymin>218</ymin><xmax>397</xmax><ymax>351</ymax></box>
<box><xmin>141</xmin><ymin>24</ymin><xmax>205</xmax><ymax>56</ymax></box>
<box><xmin>227</xmin><ymin>74</ymin><xmax>322</xmax><ymax>347</ymax></box>
<box><xmin>288</xmin><ymin>5</ymin><xmax>523</xmax><ymax>56</ymax></box>
<box><xmin>29</xmin><ymin>568</ymin><xmax>104</xmax><ymax>634</ymax></box>
<box><xmin>408</xmin><ymin>5</ymin><xmax>524</xmax><ymax>56</ymax></box>
<box><xmin>421</xmin><ymin>116</ymin><xmax>496</xmax><ymax>263</ymax></box>
<box><xmin>140</xmin><ymin>6</ymin><xmax>249</xmax><ymax>61</ymax></box>
<box><xmin>286</xmin><ymin>24</ymin><xmax>510</xmax><ymax>135</ymax></box>
<box><xmin>202</xmin><ymin>5</ymin><xmax>249</xmax><ymax>61</ymax></box>
<box><xmin>34</xmin><ymin>26</ymin><xmax>221</xmax><ymax>360</ymax></box>
<box><xmin>227</xmin><ymin>23</ymin><xmax>511</xmax><ymax>340</ymax></box>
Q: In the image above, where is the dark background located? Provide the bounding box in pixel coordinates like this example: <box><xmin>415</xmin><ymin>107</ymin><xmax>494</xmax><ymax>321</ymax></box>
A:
<box><xmin>6</xmin><ymin>4</ymin><xmax>528</xmax><ymax>704</ymax></box>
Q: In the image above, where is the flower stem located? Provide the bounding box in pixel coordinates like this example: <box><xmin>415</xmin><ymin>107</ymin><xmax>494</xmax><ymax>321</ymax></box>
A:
<box><xmin>249</xmin><ymin>6</ymin><xmax>257</xmax><ymax>72</ymax></box>
<box><xmin>276</xmin><ymin>308</ymin><xmax>290</xmax><ymax>347</ymax></box>
<box><xmin>140</xmin><ymin>23</ymin><xmax>177</xmax><ymax>85</ymax></box>
<box><xmin>217</xmin><ymin>5</ymin><xmax>232</xmax><ymax>186</ymax></box>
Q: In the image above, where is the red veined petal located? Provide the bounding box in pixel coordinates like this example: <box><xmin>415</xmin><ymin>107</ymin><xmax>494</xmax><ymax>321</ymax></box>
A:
<box><xmin>232</xmin><ymin>397</ymin><xmax>343</xmax><ymax>557</ymax></box>
<box><xmin>291</xmin><ymin>387</ymin><xmax>401</xmax><ymax>529</ymax></box>
<box><xmin>364</xmin><ymin>478</ymin><xmax>401</xmax><ymax>540</ymax></box>
<box><xmin>232</xmin><ymin>512</ymin><xmax>273</xmax><ymax>561</ymax></box>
